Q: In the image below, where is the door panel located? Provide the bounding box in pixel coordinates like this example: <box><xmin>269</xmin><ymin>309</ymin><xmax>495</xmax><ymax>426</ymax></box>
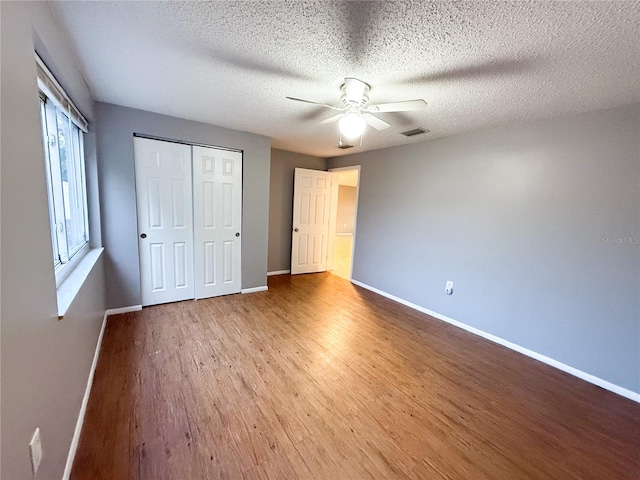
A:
<box><xmin>135</xmin><ymin>137</ymin><xmax>194</xmax><ymax>306</ymax></box>
<box><xmin>291</xmin><ymin>168</ymin><xmax>333</xmax><ymax>274</ymax></box>
<box><xmin>171</xmin><ymin>180</ymin><xmax>187</xmax><ymax>227</ymax></box>
<box><xmin>203</xmin><ymin>182</ymin><xmax>215</xmax><ymax>227</ymax></box>
<box><xmin>204</xmin><ymin>241</ymin><xmax>216</xmax><ymax>285</ymax></box>
<box><xmin>223</xmin><ymin>241</ymin><xmax>233</xmax><ymax>282</ymax></box>
<box><xmin>174</xmin><ymin>242</ymin><xmax>188</xmax><ymax>288</ymax></box>
<box><xmin>150</xmin><ymin>243</ymin><xmax>165</xmax><ymax>291</ymax></box>
<box><xmin>193</xmin><ymin>146</ymin><xmax>242</xmax><ymax>298</ymax></box>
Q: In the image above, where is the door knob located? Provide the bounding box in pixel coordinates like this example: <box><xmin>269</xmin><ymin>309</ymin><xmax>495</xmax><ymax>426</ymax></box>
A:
<box><xmin>294</xmin><ymin>228</ymin><xmax>299</xmax><ymax>232</ymax></box>
<box><xmin>235</xmin><ymin>232</ymin><xmax>240</xmax><ymax>237</ymax></box>
<box><xmin>140</xmin><ymin>233</ymin><xmax>147</xmax><ymax>239</ymax></box>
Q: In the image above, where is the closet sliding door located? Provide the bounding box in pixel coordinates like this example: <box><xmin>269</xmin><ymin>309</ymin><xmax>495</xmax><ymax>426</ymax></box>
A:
<box><xmin>134</xmin><ymin>138</ymin><xmax>242</xmax><ymax>306</ymax></box>
<box><xmin>134</xmin><ymin>137</ymin><xmax>195</xmax><ymax>306</ymax></box>
<box><xmin>192</xmin><ymin>146</ymin><xmax>242</xmax><ymax>299</ymax></box>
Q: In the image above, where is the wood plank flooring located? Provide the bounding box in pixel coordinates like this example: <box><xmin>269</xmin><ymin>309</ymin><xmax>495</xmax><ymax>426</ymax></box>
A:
<box><xmin>72</xmin><ymin>273</ymin><xmax>640</xmax><ymax>479</ymax></box>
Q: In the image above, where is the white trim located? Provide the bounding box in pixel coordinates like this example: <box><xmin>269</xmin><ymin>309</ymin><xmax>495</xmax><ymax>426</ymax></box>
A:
<box><xmin>62</xmin><ymin>310</ymin><xmax>108</xmax><ymax>480</ymax></box>
<box><xmin>327</xmin><ymin>172</ymin><xmax>340</xmax><ymax>271</ymax></box>
<box><xmin>329</xmin><ymin>165</ymin><xmax>362</xmax><ymax>175</ymax></box>
<box><xmin>55</xmin><ymin>244</ymin><xmax>90</xmax><ymax>288</ymax></box>
<box><xmin>133</xmin><ymin>133</ymin><xmax>242</xmax><ymax>153</ymax></box>
<box><xmin>351</xmin><ymin>279</ymin><xmax>640</xmax><ymax>403</ymax></box>
<box><xmin>241</xmin><ymin>286</ymin><xmax>268</xmax><ymax>294</ymax></box>
<box><xmin>267</xmin><ymin>270</ymin><xmax>290</xmax><ymax>276</ymax></box>
<box><xmin>57</xmin><ymin>248</ymin><xmax>103</xmax><ymax>319</ymax></box>
<box><xmin>328</xmin><ymin>166</ymin><xmax>360</xmax><ymax>282</ymax></box>
<box><xmin>105</xmin><ymin>305</ymin><xmax>142</xmax><ymax>316</ymax></box>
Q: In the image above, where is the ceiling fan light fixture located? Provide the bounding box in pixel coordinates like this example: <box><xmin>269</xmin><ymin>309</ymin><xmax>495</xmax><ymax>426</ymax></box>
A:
<box><xmin>287</xmin><ymin>77</ymin><xmax>427</xmax><ymax>145</ymax></box>
<box><xmin>339</xmin><ymin>112</ymin><xmax>366</xmax><ymax>139</ymax></box>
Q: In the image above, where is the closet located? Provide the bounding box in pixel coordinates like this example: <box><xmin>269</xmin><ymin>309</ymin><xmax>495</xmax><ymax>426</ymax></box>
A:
<box><xmin>134</xmin><ymin>137</ymin><xmax>242</xmax><ymax>306</ymax></box>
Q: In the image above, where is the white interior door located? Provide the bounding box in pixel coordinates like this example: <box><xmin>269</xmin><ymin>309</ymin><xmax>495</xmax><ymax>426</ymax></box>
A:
<box><xmin>134</xmin><ymin>137</ymin><xmax>194</xmax><ymax>306</ymax></box>
<box><xmin>291</xmin><ymin>168</ymin><xmax>333</xmax><ymax>274</ymax></box>
<box><xmin>192</xmin><ymin>146</ymin><xmax>242</xmax><ymax>298</ymax></box>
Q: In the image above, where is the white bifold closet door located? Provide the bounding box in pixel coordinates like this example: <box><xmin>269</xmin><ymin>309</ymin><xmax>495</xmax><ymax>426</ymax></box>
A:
<box><xmin>134</xmin><ymin>137</ymin><xmax>242</xmax><ymax>307</ymax></box>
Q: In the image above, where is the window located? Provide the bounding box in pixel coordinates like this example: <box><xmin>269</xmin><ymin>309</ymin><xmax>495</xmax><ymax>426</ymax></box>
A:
<box><xmin>37</xmin><ymin>54</ymin><xmax>89</xmax><ymax>276</ymax></box>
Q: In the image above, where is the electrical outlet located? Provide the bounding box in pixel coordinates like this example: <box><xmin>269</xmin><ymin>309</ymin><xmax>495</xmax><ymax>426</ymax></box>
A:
<box><xmin>29</xmin><ymin>428</ymin><xmax>42</xmax><ymax>475</ymax></box>
<box><xmin>445</xmin><ymin>280</ymin><xmax>454</xmax><ymax>295</ymax></box>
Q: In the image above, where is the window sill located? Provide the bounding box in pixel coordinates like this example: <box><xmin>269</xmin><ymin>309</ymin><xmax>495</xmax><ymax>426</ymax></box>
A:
<box><xmin>57</xmin><ymin>247</ymin><xmax>104</xmax><ymax>319</ymax></box>
<box><xmin>56</xmin><ymin>243</ymin><xmax>90</xmax><ymax>287</ymax></box>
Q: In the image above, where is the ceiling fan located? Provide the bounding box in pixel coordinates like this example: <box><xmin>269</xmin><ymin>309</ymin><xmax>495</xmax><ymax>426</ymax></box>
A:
<box><xmin>286</xmin><ymin>77</ymin><xmax>427</xmax><ymax>140</ymax></box>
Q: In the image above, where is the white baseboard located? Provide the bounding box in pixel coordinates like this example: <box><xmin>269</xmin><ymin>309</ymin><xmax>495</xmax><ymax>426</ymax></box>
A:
<box><xmin>351</xmin><ymin>279</ymin><xmax>640</xmax><ymax>403</ymax></box>
<box><xmin>63</xmin><ymin>310</ymin><xmax>109</xmax><ymax>479</ymax></box>
<box><xmin>105</xmin><ymin>305</ymin><xmax>142</xmax><ymax>316</ymax></box>
<box><xmin>241</xmin><ymin>286</ymin><xmax>268</xmax><ymax>294</ymax></box>
<box><xmin>267</xmin><ymin>270</ymin><xmax>290</xmax><ymax>276</ymax></box>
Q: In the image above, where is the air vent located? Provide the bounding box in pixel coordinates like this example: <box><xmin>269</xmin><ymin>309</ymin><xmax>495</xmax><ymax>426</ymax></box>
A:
<box><xmin>337</xmin><ymin>143</ymin><xmax>354</xmax><ymax>149</ymax></box>
<box><xmin>401</xmin><ymin>128</ymin><xmax>429</xmax><ymax>137</ymax></box>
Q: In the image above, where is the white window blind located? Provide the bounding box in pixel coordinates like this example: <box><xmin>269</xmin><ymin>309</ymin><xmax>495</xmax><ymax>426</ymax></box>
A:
<box><xmin>35</xmin><ymin>53</ymin><xmax>89</xmax><ymax>132</ymax></box>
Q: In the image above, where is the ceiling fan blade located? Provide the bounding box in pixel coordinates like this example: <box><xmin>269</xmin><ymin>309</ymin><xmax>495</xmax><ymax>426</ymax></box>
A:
<box><xmin>344</xmin><ymin>78</ymin><xmax>367</xmax><ymax>104</ymax></box>
<box><xmin>286</xmin><ymin>97</ymin><xmax>342</xmax><ymax>111</ymax></box>
<box><xmin>366</xmin><ymin>99</ymin><xmax>427</xmax><ymax>113</ymax></box>
<box><xmin>319</xmin><ymin>113</ymin><xmax>345</xmax><ymax>125</ymax></box>
<box><xmin>363</xmin><ymin>113</ymin><xmax>391</xmax><ymax>131</ymax></box>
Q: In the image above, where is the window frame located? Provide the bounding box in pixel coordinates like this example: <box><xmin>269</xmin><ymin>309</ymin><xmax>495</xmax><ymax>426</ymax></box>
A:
<box><xmin>36</xmin><ymin>54</ymin><xmax>90</xmax><ymax>285</ymax></box>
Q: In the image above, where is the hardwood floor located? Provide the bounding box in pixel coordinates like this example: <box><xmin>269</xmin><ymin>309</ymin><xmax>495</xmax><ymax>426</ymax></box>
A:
<box><xmin>72</xmin><ymin>273</ymin><xmax>640</xmax><ymax>479</ymax></box>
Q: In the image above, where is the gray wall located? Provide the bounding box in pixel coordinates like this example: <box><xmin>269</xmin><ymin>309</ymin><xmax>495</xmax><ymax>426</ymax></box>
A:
<box><xmin>1</xmin><ymin>2</ymin><xmax>107</xmax><ymax>478</ymax></box>
<box><xmin>336</xmin><ymin>185</ymin><xmax>357</xmax><ymax>234</ymax></box>
<box><xmin>268</xmin><ymin>149</ymin><xmax>326</xmax><ymax>272</ymax></box>
<box><xmin>328</xmin><ymin>104</ymin><xmax>640</xmax><ymax>394</ymax></box>
<box><xmin>95</xmin><ymin>103</ymin><xmax>271</xmax><ymax>309</ymax></box>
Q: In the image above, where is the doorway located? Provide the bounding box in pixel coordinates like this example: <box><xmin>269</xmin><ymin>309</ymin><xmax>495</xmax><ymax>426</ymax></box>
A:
<box><xmin>328</xmin><ymin>166</ymin><xmax>360</xmax><ymax>281</ymax></box>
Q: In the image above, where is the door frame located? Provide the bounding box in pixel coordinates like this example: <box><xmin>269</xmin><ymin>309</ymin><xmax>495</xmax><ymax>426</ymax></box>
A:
<box><xmin>328</xmin><ymin>165</ymin><xmax>361</xmax><ymax>282</ymax></box>
<box><xmin>133</xmin><ymin>133</ymin><xmax>242</xmax><ymax>153</ymax></box>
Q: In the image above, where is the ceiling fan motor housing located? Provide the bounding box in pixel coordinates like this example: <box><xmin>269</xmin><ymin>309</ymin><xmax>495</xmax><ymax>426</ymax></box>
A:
<box><xmin>340</xmin><ymin>78</ymin><xmax>370</xmax><ymax>109</ymax></box>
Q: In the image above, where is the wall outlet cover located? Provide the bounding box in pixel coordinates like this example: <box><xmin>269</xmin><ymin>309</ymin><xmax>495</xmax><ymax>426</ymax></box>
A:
<box><xmin>445</xmin><ymin>280</ymin><xmax>454</xmax><ymax>295</ymax></box>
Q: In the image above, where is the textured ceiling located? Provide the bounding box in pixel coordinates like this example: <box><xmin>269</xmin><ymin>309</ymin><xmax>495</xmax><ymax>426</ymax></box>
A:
<box><xmin>50</xmin><ymin>1</ymin><xmax>640</xmax><ymax>158</ymax></box>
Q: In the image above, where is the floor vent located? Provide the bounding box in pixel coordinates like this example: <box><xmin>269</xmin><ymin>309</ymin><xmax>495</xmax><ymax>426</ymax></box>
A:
<box><xmin>401</xmin><ymin>128</ymin><xmax>429</xmax><ymax>137</ymax></box>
